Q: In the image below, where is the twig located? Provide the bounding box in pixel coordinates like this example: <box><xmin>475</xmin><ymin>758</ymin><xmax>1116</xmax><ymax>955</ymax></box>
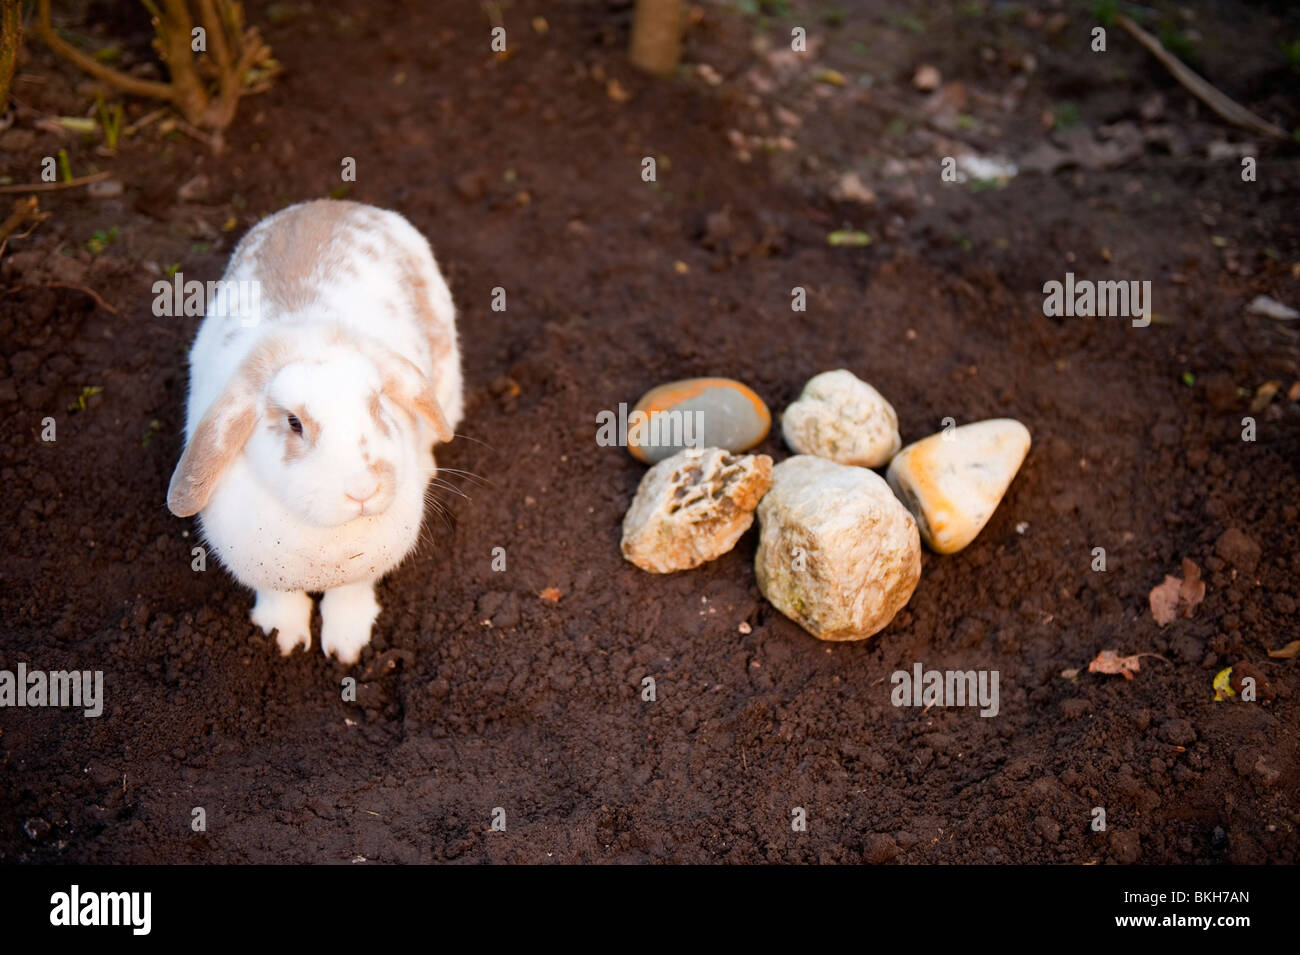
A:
<box><xmin>42</xmin><ymin>281</ymin><xmax>120</xmax><ymax>314</ymax></box>
<box><xmin>123</xmin><ymin>106</ymin><xmax>168</xmax><ymax>136</ymax></box>
<box><xmin>0</xmin><ymin>170</ymin><xmax>112</xmax><ymax>193</ymax></box>
<box><xmin>0</xmin><ymin>196</ymin><xmax>42</xmax><ymax>241</ymax></box>
<box><xmin>34</xmin><ymin>0</ymin><xmax>175</xmax><ymax>102</ymax></box>
<box><xmin>1117</xmin><ymin>13</ymin><xmax>1288</xmax><ymax>141</ymax></box>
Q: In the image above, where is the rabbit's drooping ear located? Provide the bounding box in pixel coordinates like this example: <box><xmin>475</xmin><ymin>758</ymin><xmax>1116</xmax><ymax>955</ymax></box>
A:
<box><xmin>367</xmin><ymin>345</ymin><xmax>454</xmax><ymax>444</ymax></box>
<box><xmin>167</xmin><ymin>337</ymin><xmax>289</xmax><ymax>517</ymax></box>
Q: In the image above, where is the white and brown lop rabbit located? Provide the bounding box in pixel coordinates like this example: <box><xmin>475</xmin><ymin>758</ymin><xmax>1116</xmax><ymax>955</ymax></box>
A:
<box><xmin>167</xmin><ymin>200</ymin><xmax>463</xmax><ymax>664</ymax></box>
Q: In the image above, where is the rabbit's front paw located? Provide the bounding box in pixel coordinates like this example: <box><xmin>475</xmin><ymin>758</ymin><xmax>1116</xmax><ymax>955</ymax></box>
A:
<box><xmin>252</xmin><ymin>589</ymin><xmax>313</xmax><ymax>656</ymax></box>
<box><xmin>320</xmin><ymin>582</ymin><xmax>380</xmax><ymax>665</ymax></box>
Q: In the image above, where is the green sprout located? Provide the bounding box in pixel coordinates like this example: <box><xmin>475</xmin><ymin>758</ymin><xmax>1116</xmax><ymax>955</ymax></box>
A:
<box><xmin>1091</xmin><ymin>0</ymin><xmax>1119</xmax><ymax>28</ymax></box>
<box><xmin>86</xmin><ymin>226</ymin><xmax>120</xmax><ymax>254</ymax></box>
<box><xmin>1052</xmin><ymin>103</ymin><xmax>1080</xmax><ymax>130</ymax></box>
<box><xmin>96</xmin><ymin>97</ymin><xmax>124</xmax><ymax>152</ymax></box>
<box><xmin>69</xmin><ymin>386</ymin><xmax>104</xmax><ymax>412</ymax></box>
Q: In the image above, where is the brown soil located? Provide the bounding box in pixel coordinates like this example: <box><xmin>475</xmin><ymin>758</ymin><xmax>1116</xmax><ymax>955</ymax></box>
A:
<box><xmin>1</xmin><ymin>0</ymin><xmax>1297</xmax><ymax>864</ymax></box>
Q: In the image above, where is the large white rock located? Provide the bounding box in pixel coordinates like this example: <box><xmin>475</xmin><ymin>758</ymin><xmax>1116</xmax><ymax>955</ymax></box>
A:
<box><xmin>755</xmin><ymin>456</ymin><xmax>921</xmax><ymax>641</ymax></box>
<box><xmin>621</xmin><ymin>447</ymin><xmax>773</xmax><ymax>573</ymax></box>
<box><xmin>781</xmin><ymin>369</ymin><xmax>901</xmax><ymax>468</ymax></box>
<box><xmin>886</xmin><ymin>418</ymin><xmax>1030</xmax><ymax>554</ymax></box>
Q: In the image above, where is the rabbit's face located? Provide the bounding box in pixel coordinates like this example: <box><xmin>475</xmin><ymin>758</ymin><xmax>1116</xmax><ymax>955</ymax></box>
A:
<box><xmin>244</xmin><ymin>347</ymin><xmax>419</xmax><ymax>528</ymax></box>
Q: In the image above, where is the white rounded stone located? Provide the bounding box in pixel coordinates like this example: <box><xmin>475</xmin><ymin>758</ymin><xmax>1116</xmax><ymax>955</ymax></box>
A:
<box><xmin>781</xmin><ymin>369</ymin><xmax>902</xmax><ymax>468</ymax></box>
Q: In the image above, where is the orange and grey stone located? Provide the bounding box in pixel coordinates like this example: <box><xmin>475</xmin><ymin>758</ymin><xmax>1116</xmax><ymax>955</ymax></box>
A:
<box><xmin>628</xmin><ymin>377</ymin><xmax>770</xmax><ymax>464</ymax></box>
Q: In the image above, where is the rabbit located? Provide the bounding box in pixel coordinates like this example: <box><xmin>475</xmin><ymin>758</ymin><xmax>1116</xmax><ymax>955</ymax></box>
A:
<box><xmin>167</xmin><ymin>199</ymin><xmax>463</xmax><ymax>665</ymax></box>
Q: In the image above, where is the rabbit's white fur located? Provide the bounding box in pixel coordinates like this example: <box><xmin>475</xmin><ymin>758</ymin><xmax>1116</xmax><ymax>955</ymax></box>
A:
<box><xmin>168</xmin><ymin>200</ymin><xmax>462</xmax><ymax>664</ymax></box>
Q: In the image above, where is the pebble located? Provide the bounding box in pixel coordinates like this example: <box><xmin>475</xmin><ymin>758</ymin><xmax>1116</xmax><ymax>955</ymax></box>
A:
<box><xmin>1245</xmin><ymin>294</ymin><xmax>1298</xmax><ymax>321</ymax></box>
<box><xmin>87</xmin><ymin>178</ymin><xmax>124</xmax><ymax>199</ymax></box>
<box><xmin>1215</xmin><ymin>527</ymin><xmax>1261</xmax><ymax>574</ymax></box>
<box><xmin>1160</xmin><ymin>718</ymin><xmax>1197</xmax><ymax>746</ymax></box>
<box><xmin>913</xmin><ymin>64</ymin><xmax>942</xmax><ymax>91</ymax></box>
<box><xmin>621</xmin><ymin>447</ymin><xmax>773</xmax><ymax>573</ymax></box>
<box><xmin>886</xmin><ymin>418</ymin><xmax>1030</xmax><ymax>554</ymax></box>
<box><xmin>754</xmin><ymin>456</ymin><xmax>921</xmax><ymax>641</ymax></box>
<box><xmin>781</xmin><ymin>369</ymin><xmax>901</xmax><ymax>468</ymax></box>
<box><xmin>628</xmin><ymin>378</ymin><xmax>770</xmax><ymax>464</ymax></box>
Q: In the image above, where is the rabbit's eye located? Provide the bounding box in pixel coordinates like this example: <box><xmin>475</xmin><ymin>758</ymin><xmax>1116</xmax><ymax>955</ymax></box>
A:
<box><xmin>287</xmin><ymin>414</ymin><xmax>303</xmax><ymax>436</ymax></box>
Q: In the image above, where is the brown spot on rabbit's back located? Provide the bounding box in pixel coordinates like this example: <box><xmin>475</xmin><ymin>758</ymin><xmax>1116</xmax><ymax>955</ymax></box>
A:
<box><xmin>231</xmin><ymin>200</ymin><xmax>368</xmax><ymax>315</ymax></box>
<box><xmin>392</xmin><ymin>243</ymin><xmax>454</xmax><ymax>370</ymax></box>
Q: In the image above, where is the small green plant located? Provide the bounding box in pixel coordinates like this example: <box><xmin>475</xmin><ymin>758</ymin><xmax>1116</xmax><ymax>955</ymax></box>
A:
<box><xmin>1282</xmin><ymin>39</ymin><xmax>1300</xmax><ymax>69</ymax></box>
<box><xmin>1091</xmin><ymin>0</ymin><xmax>1119</xmax><ymax>28</ymax></box>
<box><xmin>69</xmin><ymin>385</ymin><xmax>103</xmax><ymax>412</ymax></box>
<box><xmin>86</xmin><ymin>226</ymin><xmax>120</xmax><ymax>254</ymax></box>
<box><xmin>827</xmin><ymin>230</ymin><xmax>871</xmax><ymax>247</ymax></box>
<box><xmin>888</xmin><ymin>13</ymin><xmax>926</xmax><ymax>34</ymax></box>
<box><xmin>1052</xmin><ymin>102</ymin><xmax>1081</xmax><ymax>130</ymax></box>
<box><xmin>736</xmin><ymin>0</ymin><xmax>791</xmax><ymax>16</ymax></box>
<box><xmin>1157</xmin><ymin>25</ymin><xmax>1196</xmax><ymax>64</ymax></box>
<box><xmin>96</xmin><ymin>96</ymin><xmax>123</xmax><ymax>151</ymax></box>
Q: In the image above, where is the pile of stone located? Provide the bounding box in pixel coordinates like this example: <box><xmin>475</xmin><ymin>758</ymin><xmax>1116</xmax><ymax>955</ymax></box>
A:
<box><xmin>619</xmin><ymin>372</ymin><xmax>1030</xmax><ymax>641</ymax></box>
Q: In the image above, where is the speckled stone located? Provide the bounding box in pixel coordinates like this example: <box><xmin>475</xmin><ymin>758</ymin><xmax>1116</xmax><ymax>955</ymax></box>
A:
<box><xmin>621</xmin><ymin>447</ymin><xmax>773</xmax><ymax>573</ymax></box>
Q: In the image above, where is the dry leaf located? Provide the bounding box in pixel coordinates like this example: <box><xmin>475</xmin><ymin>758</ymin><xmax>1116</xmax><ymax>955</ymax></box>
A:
<box><xmin>1088</xmin><ymin>649</ymin><xmax>1169</xmax><ymax>680</ymax></box>
<box><xmin>1267</xmin><ymin>640</ymin><xmax>1300</xmax><ymax>659</ymax></box>
<box><xmin>538</xmin><ymin>587</ymin><xmax>562</xmax><ymax>604</ymax></box>
<box><xmin>1250</xmin><ymin>380</ymin><xmax>1282</xmax><ymax>413</ymax></box>
<box><xmin>1149</xmin><ymin>577</ymin><xmax>1181</xmax><ymax>626</ymax></box>
<box><xmin>1149</xmin><ymin>559</ymin><xmax>1205</xmax><ymax>626</ymax></box>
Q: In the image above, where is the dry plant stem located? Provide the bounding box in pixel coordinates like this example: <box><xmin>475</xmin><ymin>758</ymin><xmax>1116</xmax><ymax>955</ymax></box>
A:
<box><xmin>629</xmin><ymin>0</ymin><xmax>684</xmax><ymax>77</ymax></box>
<box><xmin>36</xmin><ymin>0</ymin><xmax>275</xmax><ymax>135</ymax></box>
<box><xmin>0</xmin><ymin>196</ymin><xmax>43</xmax><ymax>242</ymax></box>
<box><xmin>41</xmin><ymin>282</ymin><xmax>120</xmax><ymax>314</ymax></box>
<box><xmin>34</xmin><ymin>0</ymin><xmax>174</xmax><ymax>103</ymax></box>
<box><xmin>1117</xmin><ymin>13</ymin><xmax>1288</xmax><ymax>140</ymax></box>
<box><xmin>0</xmin><ymin>0</ymin><xmax>21</xmax><ymax>108</ymax></box>
<box><xmin>0</xmin><ymin>196</ymin><xmax>48</xmax><ymax>259</ymax></box>
<box><xmin>0</xmin><ymin>170</ymin><xmax>112</xmax><ymax>194</ymax></box>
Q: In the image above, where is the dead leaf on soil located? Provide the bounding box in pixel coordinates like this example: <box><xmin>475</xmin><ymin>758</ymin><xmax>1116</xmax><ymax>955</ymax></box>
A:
<box><xmin>1087</xmin><ymin>649</ymin><xmax>1169</xmax><ymax>681</ymax></box>
<box><xmin>1149</xmin><ymin>558</ymin><xmax>1206</xmax><ymax>626</ymax></box>
<box><xmin>1267</xmin><ymin>640</ymin><xmax>1300</xmax><ymax>659</ymax></box>
<box><xmin>1250</xmin><ymin>380</ymin><xmax>1282</xmax><ymax>413</ymax></box>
